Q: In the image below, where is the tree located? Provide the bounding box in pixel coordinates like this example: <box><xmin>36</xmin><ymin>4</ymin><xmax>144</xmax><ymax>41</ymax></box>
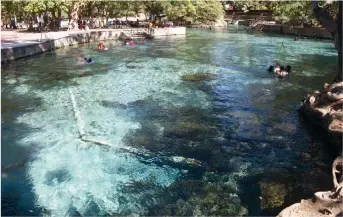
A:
<box><xmin>165</xmin><ymin>1</ymin><xmax>196</xmax><ymax>24</ymax></box>
<box><xmin>272</xmin><ymin>2</ymin><xmax>318</xmax><ymax>25</ymax></box>
<box><xmin>312</xmin><ymin>0</ymin><xmax>342</xmax><ymax>81</ymax></box>
<box><xmin>193</xmin><ymin>0</ymin><xmax>225</xmax><ymax>24</ymax></box>
<box><xmin>143</xmin><ymin>1</ymin><xmax>170</xmax><ymax>18</ymax></box>
<box><xmin>231</xmin><ymin>0</ymin><xmax>271</xmax><ymax>11</ymax></box>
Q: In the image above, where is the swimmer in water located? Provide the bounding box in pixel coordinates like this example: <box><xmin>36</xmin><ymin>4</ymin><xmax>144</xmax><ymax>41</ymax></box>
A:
<box><xmin>98</xmin><ymin>42</ymin><xmax>105</xmax><ymax>50</ymax></box>
<box><xmin>77</xmin><ymin>56</ymin><xmax>92</xmax><ymax>64</ymax></box>
<box><xmin>124</xmin><ymin>40</ymin><xmax>134</xmax><ymax>45</ymax></box>
<box><xmin>84</xmin><ymin>57</ymin><xmax>92</xmax><ymax>63</ymax></box>
<box><xmin>98</xmin><ymin>42</ymin><xmax>108</xmax><ymax>50</ymax></box>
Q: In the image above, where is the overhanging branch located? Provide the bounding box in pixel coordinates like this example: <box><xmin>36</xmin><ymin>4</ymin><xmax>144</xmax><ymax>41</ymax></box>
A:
<box><xmin>312</xmin><ymin>0</ymin><xmax>337</xmax><ymax>34</ymax></box>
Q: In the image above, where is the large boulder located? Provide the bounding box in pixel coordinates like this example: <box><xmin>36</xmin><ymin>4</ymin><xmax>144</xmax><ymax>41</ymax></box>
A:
<box><xmin>277</xmin><ymin>157</ymin><xmax>343</xmax><ymax>217</ymax></box>
<box><xmin>299</xmin><ymin>82</ymin><xmax>343</xmax><ymax>147</ymax></box>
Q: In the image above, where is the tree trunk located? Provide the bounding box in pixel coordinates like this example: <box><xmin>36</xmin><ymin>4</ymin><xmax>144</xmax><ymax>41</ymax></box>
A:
<box><xmin>28</xmin><ymin>15</ymin><xmax>34</xmax><ymax>31</ymax></box>
<box><xmin>68</xmin><ymin>7</ymin><xmax>71</xmax><ymax>23</ymax></box>
<box><xmin>336</xmin><ymin>2</ymin><xmax>342</xmax><ymax>81</ymax></box>
<box><xmin>312</xmin><ymin>1</ymin><xmax>342</xmax><ymax>82</ymax></box>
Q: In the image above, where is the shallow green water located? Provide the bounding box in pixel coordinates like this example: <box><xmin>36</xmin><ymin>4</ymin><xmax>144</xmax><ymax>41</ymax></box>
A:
<box><xmin>1</xmin><ymin>27</ymin><xmax>338</xmax><ymax>216</ymax></box>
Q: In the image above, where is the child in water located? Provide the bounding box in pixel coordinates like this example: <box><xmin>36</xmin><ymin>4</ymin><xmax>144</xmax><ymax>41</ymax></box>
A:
<box><xmin>77</xmin><ymin>56</ymin><xmax>92</xmax><ymax>64</ymax></box>
<box><xmin>124</xmin><ymin>40</ymin><xmax>134</xmax><ymax>45</ymax></box>
<box><xmin>98</xmin><ymin>42</ymin><xmax>108</xmax><ymax>50</ymax></box>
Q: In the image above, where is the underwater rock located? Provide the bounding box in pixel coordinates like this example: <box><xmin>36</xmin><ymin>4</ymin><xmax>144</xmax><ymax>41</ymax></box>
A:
<box><xmin>299</xmin><ymin>82</ymin><xmax>343</xmax><ymax>147</ymax></box>
<box><xmin>99</xmin><ymin>100</ymin><xmax>127</xmax><ymax>109</ymax></box>
<box><xmin>126</xmin><ymin>65</ymin><xmax>137</xmax><ymax>69</ymax></box>
<box><xmin>99</xmin><ymin>99</ymin><xmax>149</xmax><ymax>110</ymax></box>
<box><xmin>164</xmin><ymin>121</ymin><xmax>211</xmax><ymax>138</ymax></box>
<box><xmin>259</xmin><ymin>181</ymin><xmax>287</xmax><ymax>210</ymax></box>
<box><xmin>257</xmin><ymin>168</ymin><xmax>296</xmax><ymax>213</ymax></box>
<box><xmin>272</xmin><ymin>123</ymin><xmax>297</xmax><ymax>134</ymax></box>
<box><xmin>172</xmin><ymin>156</ymin><xmax>202</xmax><ymax>167</ymax></box>
<box><xmin>127</xmin><ymin>99</ymin><xmax>148</xmax><ymax>107</ymax></box>
<box><xmin>181</xmin><ymin>73</ymin><xmax>216</xmax><ymax>82</ymax></box>
<box><xmin>277</xmin><ymin>157</ymin><xmax>343</xmax><ymax>217</ymax></box>
<box><xmin>148</xmin><ymin>173</ymin><xmax>248</xmax><ymax>216</ymax></box>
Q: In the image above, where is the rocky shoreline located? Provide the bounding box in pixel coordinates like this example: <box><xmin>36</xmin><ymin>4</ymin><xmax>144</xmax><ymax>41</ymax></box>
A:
<box><xmin>298</xmin><ymin>82</ymin><xmax>343</xmax><ymax>148</ymax></box>
<box><xmin>277</xmin><ymin>157</ymin><xmax>343</xmax><ymax>217</ymax></box>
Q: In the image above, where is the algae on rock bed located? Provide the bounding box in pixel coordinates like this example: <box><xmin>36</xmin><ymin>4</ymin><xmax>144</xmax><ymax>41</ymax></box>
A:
<box><xmin>259</xmin><ymin>181</ymin><xmax>287</xmax><ymax>210</ymax></box>
<box><xmin>181</xmin><ymin>73</ymin><xmax>216</xmax><ymax>82</ymax></box>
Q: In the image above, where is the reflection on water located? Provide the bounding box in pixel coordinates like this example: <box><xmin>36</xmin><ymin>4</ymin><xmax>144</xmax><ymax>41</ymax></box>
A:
<box><xmin>1</xmin><ymin>28</ymin><xmax>338</xmax><ymax>216</ymax></box>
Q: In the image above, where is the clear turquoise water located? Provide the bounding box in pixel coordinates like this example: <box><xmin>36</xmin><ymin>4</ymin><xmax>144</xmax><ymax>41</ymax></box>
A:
<box><xmin>1</xmin><ymin>27</ymin><xmax>338</xmax><ymax>216</ymax></box>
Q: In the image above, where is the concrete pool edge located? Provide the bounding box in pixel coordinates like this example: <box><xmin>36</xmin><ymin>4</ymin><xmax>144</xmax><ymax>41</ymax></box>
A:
<box><xmin>1</xmin><ymin>27</ymin><xmax>186</xmax><ymax>63</ymax></box>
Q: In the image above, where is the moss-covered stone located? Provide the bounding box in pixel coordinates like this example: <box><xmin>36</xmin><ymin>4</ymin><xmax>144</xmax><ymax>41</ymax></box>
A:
<box><xmin>181</xmin><ymin>73</ymin><xmax>216</xmax><ymax>82</ymax></box>
<box><xmin>259</xmin><ymin>181</ymin><xmax>287</xmax><ymax>209</ymax></box>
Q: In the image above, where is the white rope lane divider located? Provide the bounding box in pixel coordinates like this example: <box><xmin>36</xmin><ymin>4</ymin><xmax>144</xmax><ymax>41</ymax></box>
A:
<box><xmin>68</xmin><ymin>86</ymin><xmax>113</xmax><ymax>148</ymax></box>
<box><xmin>67</xmin><ymin>86</ymin><xmax>206</xmax><ymax>169</ymax></box>
<box><xmin>68</xmin><ymin>87</ymin><xmax>86</xmax><ymax>139</ymax></box>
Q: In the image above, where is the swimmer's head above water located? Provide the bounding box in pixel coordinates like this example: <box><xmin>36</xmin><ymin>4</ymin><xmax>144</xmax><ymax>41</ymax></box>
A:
<box><xmin>82</xmin><ymin>56</ymin><xmax>92</xmax><ymax>63</ymax></box>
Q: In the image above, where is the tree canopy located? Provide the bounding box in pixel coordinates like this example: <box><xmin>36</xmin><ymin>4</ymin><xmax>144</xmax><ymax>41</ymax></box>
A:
<box><xmin>1</xmin><ymin>0</ymin><xmax>224</xmax><ymax>24</ymax></box>
<box><xmin>229</xmin><ymin>1</ymin><xmax>340</xmax><ymax>26</ymax></box>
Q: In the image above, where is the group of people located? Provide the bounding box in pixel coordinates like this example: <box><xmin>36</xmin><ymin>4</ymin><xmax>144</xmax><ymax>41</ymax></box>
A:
<box><xmin>268</xmin><ymin>62</ymin><xmax>292</xmax><ymax>78</ymax></box>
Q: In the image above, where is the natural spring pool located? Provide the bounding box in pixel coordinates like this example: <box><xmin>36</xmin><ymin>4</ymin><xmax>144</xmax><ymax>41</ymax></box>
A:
<box><xmin>1</xmin><ymin>27</ymin><xmax>339</xmax><ymax>216</ymax></box>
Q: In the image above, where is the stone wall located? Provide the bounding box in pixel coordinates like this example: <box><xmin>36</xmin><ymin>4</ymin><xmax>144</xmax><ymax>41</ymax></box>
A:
<box><xmin>255</xmin><ymin>24</ymin><xmax>333</xmax><ymax>39</ymax></box>
<box><xmin>1</xmin><ymin>41</ymin><xmax>53</xmax><ymax>63</ymax></box>
<box><xmin>1</xmin><ymin>28</ymin><xmax>186</xmax><ymax>62</ymax></box>
<box><xmin>153</xmin><ymin>27</ymin><xmax>186</xmax><ymax>36</ymax></box>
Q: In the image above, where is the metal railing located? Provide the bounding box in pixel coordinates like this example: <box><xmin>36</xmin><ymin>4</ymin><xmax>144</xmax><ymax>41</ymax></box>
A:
<box><xmin>121</xmin><ymin>22</ymin><xmax>152</xmax><ymax>38</ymax></box>
<box><xmin>231</xmin><ymin>15</ymin><xmax>242</xmax><ymax>24</ymax></box>
<box><xmin>40</xmin><ymin>27</ymin><xmax>54</xmax><ymax>52</ymax></box>
<box><xmin>249</xmin><ymin>14</ymin><xmax>264</xmax><ymax>28</ymax></box>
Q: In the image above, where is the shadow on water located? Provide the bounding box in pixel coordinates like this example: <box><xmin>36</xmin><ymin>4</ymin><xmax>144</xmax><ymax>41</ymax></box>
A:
<box><xmin>1</xmin><ymin>82</ymin><xmax>45</xmax><ymax>216</ymax></box>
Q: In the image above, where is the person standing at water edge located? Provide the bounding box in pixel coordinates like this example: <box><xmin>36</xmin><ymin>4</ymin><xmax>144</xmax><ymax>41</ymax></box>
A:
<box><xmin>149</xmin><ymin>21</ymin><xmax>153</xmax><ymax>34</ymax></box>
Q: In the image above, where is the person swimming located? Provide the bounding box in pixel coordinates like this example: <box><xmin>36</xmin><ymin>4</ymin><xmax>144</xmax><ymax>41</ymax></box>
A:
<box><xmin>98</xmin><ymin>42</ymin><xmax>105</xmax><ymax>50</ymax></box>
<box><xmin>276</xmin><ymin>64</ymin><xmax>291</xmax><ymax>77</ymax></box>
<box><xmin>84</xmin><ymin>57</ymin><xmax>92</xmax><ymax>63</ymax></box>
<box><xmin>124</xmin><ymin>40</ymin><xmax>134</xmax><ymax>45</ymax></box>
<box><xmin>77</xmin><ymin>56</ymin><xmax>92</xmax><ymax>64</ymax></box>
<box><xmin>268</xmin><ymin>62</ymin><xmax>291</xmax><ymax>77</ymax></box>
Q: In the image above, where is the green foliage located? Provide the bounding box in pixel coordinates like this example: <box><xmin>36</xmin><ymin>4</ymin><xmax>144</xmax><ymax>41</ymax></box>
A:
<box><xmin>144</xmin><ymin>1</ymin><xmax>171</xmax><ymax>17</ymax></box>
<box><xmin>22</xmin><ymin>0</ymin><xmax>72</xmax><ymax>15</ymax></box>
<box><xmin>193</xmin><ymin>0</ymin><xmax>225</xmax><ymax>24</ymax></box>
<box><xmin>2</xmin><ymin>0</ymin><xmax>224</xmax><ymax>24</ymax></box>
<box><xmin>272</xmin><ymin>2</ymin><xmax>317</xmax><ymax>25</ymax></box>
<box><xmin>165</xmin><ymin>0</ymin><xmax>196</xmax><ymax>23</ymax></box>
<box><xmin>230</xmin><ymin>1</ymin><xmax>323</xmax><ymax>26</ymax></box>
<box><xmin>231</xmin><ymin>0</ymin><xmax>273</xmax><ymax>11</ymax></box>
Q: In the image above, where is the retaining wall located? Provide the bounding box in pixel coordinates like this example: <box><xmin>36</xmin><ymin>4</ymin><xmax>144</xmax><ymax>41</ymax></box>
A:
<box><xmin>153</xmin><ymin>27</ymin><xmax>186</xmax><ymax>36</ymax></box>
<box><xmin>1</xmin><ymin>27</ymin><xmax>186</xmax><ymax>62</ymax></box>
<box><xmin>256</xmin><ymin>24</ymin><xmax>333</xmax><ymax>39</ymax></box>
